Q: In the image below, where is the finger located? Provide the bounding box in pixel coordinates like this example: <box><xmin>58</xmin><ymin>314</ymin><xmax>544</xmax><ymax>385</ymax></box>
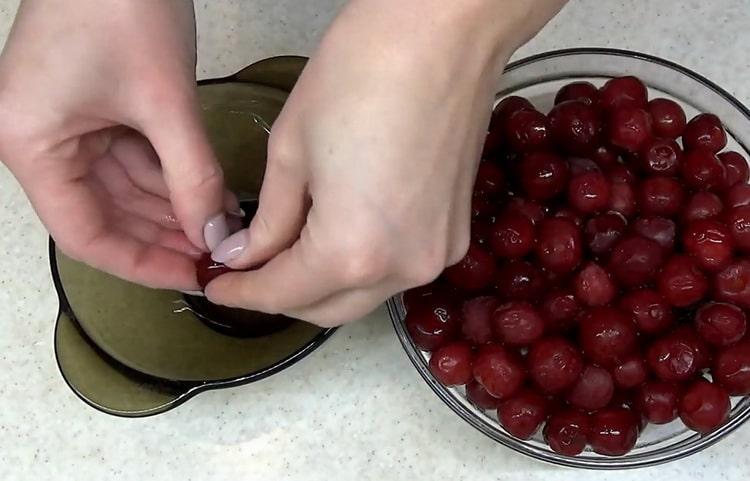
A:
<box><xmin>287</xmin><ymin>283</ymin><xmax>398</xmax><ymax>327</ymax></box>
<box><xmin>210</xmin><ymin>149</ymin><xmax>308</xmax><ymax>269</ymax></box>
<box><xmin>114</xmin><ymin>210</ymin><xmax>202</xmax><ymax>258</ymax></box>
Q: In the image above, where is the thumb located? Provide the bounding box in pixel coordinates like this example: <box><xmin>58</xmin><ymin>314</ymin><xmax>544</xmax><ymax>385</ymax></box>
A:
<box><xmin>141</xmin><ymin>94</ymin><xmax>229</xmax><ymax>251</ymax></box>
<box><xmin>210</xmin><ymin>154</ymin><xmax>308</xmax><ymax>269</ymax></box>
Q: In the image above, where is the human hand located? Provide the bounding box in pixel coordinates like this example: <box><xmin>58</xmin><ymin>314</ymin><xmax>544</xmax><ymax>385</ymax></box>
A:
<box><xmin>205</xmin><ymin>0</ymin><xmax>566</xmax><ymax>325</ymax></box>
<box><xmin>0</xmin><ymin>0</ymin><xmax>236</xmax><ymax>290</ymax></box>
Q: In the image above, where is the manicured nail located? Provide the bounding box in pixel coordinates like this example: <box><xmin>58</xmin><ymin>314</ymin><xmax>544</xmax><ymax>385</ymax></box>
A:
<box><xmin>228</xmin><ymin>207</ymin><xmax>246</xmax><ymax>218</ymax></box>
<box><xmin>211</xmin><ymin>229</ymin><xmax>248</xmax><ymax>263</ymax></box>
<box><xmin>203</xmin><ymin>213</ymin><xmax>229</xmax><ymax>251</ymax></box>
<box><xmin>180</xmin><ymin>290</ymin><xmax>205</xmax><ymax>297</ymax></box>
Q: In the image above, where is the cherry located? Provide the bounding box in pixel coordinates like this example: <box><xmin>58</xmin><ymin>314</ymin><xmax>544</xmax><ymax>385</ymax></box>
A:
<box><xmin>553</xmin><ymin>207</ymin><xmax>584</xmax><ymax>227</ymax></box>
<box><xmin>682</xmin><ymin>219</ymin><xmax>734</xmax><ymax>272</ymax></box>
<box><xmin>405</xmin><ymin>296</ymin><xmax>460</xmax><ymax>351</ymax></box>
<box><xmin>592</xmin><ymin>145</ymin><xmax>620</xmax><ymax>169</ymax></box>
<box><xmin>640</xmin><ymin>138</ymin><xmax>682</xmax><ymax>175</ymax></box>
<box><xmin>471</xmin><ymin>219</ymin><xmax>493</xmax><ymax>247</ymax></box>
<box><xmin>403</xmin><ymin>282</ymin><xmax>456</xmax><ymax>311</ymax></box>
<box><xmin>714</xmin><ymin>260</ymin><xmax>750</xmax><ymax>308</ymax></box>
<box><xmin>636</xmin><ymin>381</ymin><xmax>680</xmax><ymax>424</ymax></box>
<box><xmin>481</xmin><ymin>128</ymin><xmax>504</xmax><ymax>158</ymax></box>
<box><xmin>504</xmin><ymin>108</ymin><xmax>550</xmax><ymax>153</ymax></box>
<box><xmin>613</xmin><ymin>355</ymin><xmax>649</xmax><ymax>389</ymax></box>
<box><xmin>555</xmin><ymin>81</ymin><xmax>599</xmax><ymax>106</ymax></box>
<box><xmin>466</xmin><ymin>380</ymin><xmax>503</xmax><ymax>410</ymax></box>
<box><xmin>619</xmin><ymin>289</ymin><xmax>675</xmax><ymax>335</ymax></box>
<box><xmin>599</xmin><ymin>76</ymin><xmax>648</xmax><ymax>111</ymax></box>
<box><xmin>724</xmin><ymin>183</ymin><xmax>750</xmax><ymax>209</ymax></box>
<box><xmin>498</xmin><ymin>390</ymin><xmax>548</xmax><ymax>440</ymax></box>
<box><xmin>647</xmin><ymin>333</ymin><xmax>700</xmax><ymax>382</ymax></box>
<box><xmin>588</xmin><ymin>408</ymin><xmax>639</xmax><ymax>456</ymax></box>
<box><xmin>504</xmin><ymin>197</ymin><xmax>546</xmax><ymax>225</ymax></box>
<box><xmin>520</xmin><ymin>152</ymin><xmax>570</xmax><ymax>201</ymax></box>
<box><xmin>474</xmin><ymin>161</ymin><xmax>506</xmax><ymax>196</ymax></box>
<box><xmin>682</xmin><ymin>191</ymin><xmax>723</xmax><ymax>223</ymax></box>
<box><xmin>579</xmin><ymin>307</ymin><xmax>638</xmax><ymax>367</ymax></box>
<box><xmin>608</xmin><ymin>236</ymin><xmax>665</xmax><ymax>288</ymax></box>
<box><xmin>490</xmin><ymin>212</ymin><xmax>536</xmax><ymax>259</ymax></box>
<box><xmin>492</xmin><ymin>301</ymin><xmax>545</xmax><ymax>346</ymax></box>
<box><xmin>494</xmin><ymin>260</ymin><xmax>547</xmax><ymax>302</ymax></box>
<box><xmin>428</xmin><ymin>341</ymin><xmax>474</xmax><ymax>386</ymax></box>
<box><xmin>490</xmin><ymin>96</ymin><xmax>534</xmax><ymax>131</ymax></box>
<box><xmin>471</xmin><ymin>195</ymin><xmax>495</xmax><ymax>220</ymax></box>
<box><xmin>683</xmin><ymin>113</ymin><xmax>727</xmax><ymax>153</ymax></box>
<box><xmin>647</xmin><ymin>98</ymin><xmax>687</xmax><ymax>139</ymax></box>
<box><xmin>574</xmin><ymin>262</ymin><xmax>617</xmax><ymax>307</ymax></box>
<box><xmin>585</xmin><ymin>212</ymin><xmax>628</xmax><ymax>256</ymax></box>
<box><xmin>568</xmin><ymin>172</ymin><xmax>611</xmax><ymax>214</ymax></box>
<box><xmin>656</xmin><ymin>255</ymin><xmax>708</xmax><ymax>307</ymax></box>
<box><xmin>678</xmin><ymin>379</ymin><xmax>730</xmax><ymax>433</ymax></box>
<box><xmin>444</xmin><ymin>243</ymin><xmax>496</xmax><ymax>291</ymax></box>
<box><xmin>671</xmin><ymin>326</ymin><xmax>713</xmax><ymax>370</ymax></box>
<box><xmin>608</xmin><ymin>164</ymin><xmax>637</xmax><ymax>184</ymax></box>
<box><xmin>472</xmin><ymin>345</ymin><xmax>526</xmax><ymax>400</ymax></box>
<box><xmin>567</xmin><ymin>365</ymin><xmax>615</xmax><ymax>411</ymax></box>
<box><xmin>535</xmin><ymin>218</ymin><xmax>583</xmax><ymax>274</ymax></box>
<box><xmin>719</xmin><ymin>151</ymin><xmax>749</xmax><ymax>188</ymax></box>
<box><xmin>569</xmin><ymin>156</ymin><xmax>602</xmax><ymax>175</ymax></box>
<box><xmin>541</xmin><ymin>289</ymin><xmax>580</xmax><ymax>333</ymax></box>
<box><xmin>528</xmin><ymin>337</ymin><xmax>584</xmax><ymax>394</ymax></box>
<box><xmin>725</xmin><ymin>205</ymin><xmax>750</xmax><ymax>251</ymax></box>
<box><xmin>713</xmin><ymin>341</ymin><xmax>750</xmax><ymax>395</ymax></box>
<box><xmin>681</xmin><ymin>148</ymin><xmax>727</xmax><ymax>191</ymax></box>
<box><xmin>638</xmin><ymin>176</ymin><xmax>685</xmax><ymax>217</ymax></box>
<box><xmin>548</xmin><ymin>100</ymin><xmax>602</xmax><ymax>155</ymax></box>
<box><xmin>461</xmin><ymin>296</ymin><xmax>499</xmax><ymax>345</ymax></box>
<box><xmin>631</xmin><ymin>216</ymin><xmax>676</xmax><ymax>252</ymax></box>
<box><xmin>608</xmin><ymin>106</ymin><xmax>653</xmax><ymax>152</ymax></box>
<box><xmin>543</xmin><ymin>410</ymin><xmax>590</xmax><ymax>456</ymax></box>
<box><xmin>196</xmin><ymin>253</ymin><xmax>236</xmax><ymax>289</ymax></box>
<box><xmin>609</xmin><ymin>181</ymin><xmax>638</xmax><ymax>217</ymax></box>
<box><xmin>694</xmin><ymin>302</ymin><xmax>747</xmax><ymax>347</ymax></box>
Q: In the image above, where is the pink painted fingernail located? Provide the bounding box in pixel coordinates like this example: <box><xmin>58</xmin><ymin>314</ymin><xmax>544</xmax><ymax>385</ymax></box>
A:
<box><xmin>203</xmin><ymin>213</ymin><xmax>229</xmax><ymax>251</ymax></box>
<box><xmin>211</xmin><ymin>230</ymin><xmax>247</xmax><ymax>263</ymax></box>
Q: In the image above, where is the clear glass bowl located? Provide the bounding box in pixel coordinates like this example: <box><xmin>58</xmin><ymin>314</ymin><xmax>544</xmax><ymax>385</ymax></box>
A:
<box><xmin>387</xmin><ymin>48</ymin><xmax>750</xmax><ymax>470</ymax></box>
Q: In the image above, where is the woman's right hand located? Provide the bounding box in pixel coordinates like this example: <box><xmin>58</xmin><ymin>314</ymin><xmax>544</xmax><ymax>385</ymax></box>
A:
<box><xmin>0</xmin><ymin>0</ymin><xmax>235</xmax><ymax>290</ymax></box>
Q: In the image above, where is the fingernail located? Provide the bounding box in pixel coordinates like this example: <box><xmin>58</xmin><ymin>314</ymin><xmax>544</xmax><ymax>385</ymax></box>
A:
<box><xmin>203</xmin><ymin>213</ymin><xmax>229</xmax><ymax>251</ymax></box>
<box><xmin>228</xmin><ymin>207</ymin><xmax>246</xmax><ymax>218</ymax></box>
<box><xmin>180</xmin><ymin>290</ymin><xmax>205</xmax><ymax>297</ymax></box>
<box><xmin>211</xmin><ymin>229</ymin><xmax>248</xmax><ymax>263</ymax></box>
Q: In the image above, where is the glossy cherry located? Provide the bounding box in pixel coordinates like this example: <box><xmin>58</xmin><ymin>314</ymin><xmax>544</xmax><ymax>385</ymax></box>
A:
<box><xmin>548</xmin><ymin>100</ymin><xmax>602</xmax><ymax>154</ymax></box>
<box><xmin>585</xmin><ymin>212</ymin><xmax>628</xmax><ymax>256</ymax></box>
<box><xmin>592</xmin><ymin>144</ymin><xmax>620</xmax><ymax>169</ymax></box>
<box><xmin>444</xmin><ymin>243</ymin><xmax>496</xmax><ymax>291</ymax></box>
<box><xmin>466</xmin><ymin>380</ymin><xmax>503</xmax><ymax>410</ymax></box>
<box><xmin>540</xmin><ymin>289</ymin><xmax>580</xmax><ymax>333</ymax></box>
<box><xmin>196</xmin><ymin>253</ymin><xmax>236</xmax><ymax>289</ymax></box>
<box><xmin>694</xmin><ymin>302</ymin><xmax>747</xmax><ymax>347</ymax></box>
<box><xmin>520</xmin><ymin>151</ymin><xmax>570</xmax><ymax>201</ymax></box>
<box><xmin>609</xmin><ymin>181</ymin><xmax>638</xmax><ymax>217</ymax></box>
<box><xmin>461</xmin><ymin>296</ymin><xmax>499</xmax><ymax>345</ymax></box>
<box><xmin>490</xmin><ymin>212</ymin><xmax>536</xmax><ymax>259</ymax></box>
<box><xmin>719</xmin><ymin>151</ymin><xmax>749</xmax><ymax>188</ymax></box>
<box><xmin>636</xmin><ymin>381</ymin><xmax>680</xmax><ymax>424</ymax></box>
<box><xmin>656</xmin><ymin>255</ymin><xmax>708</xmax><ymax>307</ymax></box>
<box><xmin>494</xmin><ymin>260</ymin><xmax>547</xmax><ymax>302</ymax></box>
<box><xmin>713</xmin><ymin>341</ymin><xmax>750</xmax><ymax>395</ymax></box>
<box><xmin>588</xmin><ymin>408</ymin><xmax>639</xmax><ymax>456</ymax></box>
<box><xmin>678</xmin><ymin>379</ymin><xmax>730</xmax><ymax>433</ymax></box>
<box><xmin>504</xmin><ymin>197</ymin><xmax>546</xmax><ymax>225</ymax></box>
<box><xmin>474</xmin><ymin>161</ymin><xmax>506</xmax><ymax>196</ymax></box>
<box><xmin>631</xmin><ymin>216</ymin><xmax>676</xmax><ymax>252</ymax></box>
<box><xmin>682</xmin><ymin>191</ymin><xmax>723</xmax><ymax>223</ymax></box>
<box><xmin>599</xmin><ymin>76</ymin><xmax>648</xmax><ymax>111</ymax></box>
<box><xmin>574</xmin><ymin>262</ymin><xmax>617</xmax><ymax>307</ymax></box>
<box><xmin>555</xmin><ymin>81</ymin><xmax>599</xmax><ymax>106</ymax></box>
<box><xmin>528</xmin><ymin>337</ymin><xmax>584</xmax><ymax>394</ymax></box>
<box><xmin>724</xmin><ymin>183</ymin><xmax>750</xmax><ymax>209</ymax></box>
<box><xmin>647</xmin><ymin>333</ymin><xmax>700</xmax><ymax>382</ymax></box>
<box><xmin>638</xmin><ymin>176</ymin><xmax>685</xmax><ymax>217</ymax></box>
<box><xmin>618</xmin><ymin>288</ymin><xmax>675</xmax><ymax>335</ymax></box>
<box><xmin>504</xmin><ymin>108</ymin><xmax>551</xmax><ymax>153</ymax></box>
<box><xmin>492</xmin><ymin>301</ymin><xmax>545</xmax><ymax>346</ymax></box>
<box><xmin>714</xmin><ymin>260</ymin><xmax>750</xmax><ymax>308</ymax></box>
<box><xmin>568</xmin><ymin>172</ymin><xmax>611</xmax><ymax>214</ymax></box>
<box><xmin>640</xmin><ymin>138</ymin><xmax>682</xmax><ymax>175</ymax></box>
<box><xmin>567</xmin><ymin>365</ymin><xmax>615</xmax><ymax>411</ymax></box>
<box><xmin>682</xmin><ymin>219</ymin><xmax>734</xmax><ymax>272</ymax></box>
<box><xmin>613</xmin><ymin>355</ymin><xmax>649</xmax><ymax>389</ymax></box>
<box><xmin>472</xmin><ymin>345</ymin><xmax>526</xmax><ymax>400</ymax></box>
<box><xmin>405</xmin><ymin>296</ymin><xmax>460</xmax><ymax>351</ymax></box>
<box><xmin>579</xmin><ymin>307</ymin><xmax>638</xmax><ymax>367</ymax></box>
<box><xmin>608</xmin><ymin>106</ymin><xmax>653</xmax><ymax>152</ymax></box>
<box><xmin>428</xmin><ymin>341</ymin><xmax>474</xmax><ymax>386</ymax></box>
<box><xmin>498</xmin><ymin>390</ymin><xmax>548</xmax><ymax>440</ymax></box>
<box><xmin>683</xmin><ymin>113</ymin><xmax>727</xmax><ymax>153</ymax></box>
<box><xmin>647</xmin><ymin>98</ymin><xmax>687</xmax><ymax>139</ymax></box>
<box><xmin>543</xmin><ymin>410</ymin><xmax>590</xmax><ymax>456</ymax></box>
<box><xmin>725</xmin><ymin>205</ymin><xmax>750</xmax><ymax>251</ymax></box>
<box><xmin>490</xmin><ymin>96</ymin><xmax>534</xmax><ymax>131</ymax></box>
<box><xmin>608</xmin><ymin>236</ymin><xmax>665</xmax><ymax>288</ymax></box>
<box><xmin>681</xmin><ymin>148</ymin><xmax>727</xmax><ymax>191</ymax></box>
<box><xmin>535</xmin><ymin>218</ymin><xmax>583</xmax><ymax>274</ymax></box>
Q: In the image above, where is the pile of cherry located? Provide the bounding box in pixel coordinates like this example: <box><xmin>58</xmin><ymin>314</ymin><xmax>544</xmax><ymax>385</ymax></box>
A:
<box><xmin>403</xmin><ymin>76</ymin><xmax>750</xmax><ymax>457</ymax></box>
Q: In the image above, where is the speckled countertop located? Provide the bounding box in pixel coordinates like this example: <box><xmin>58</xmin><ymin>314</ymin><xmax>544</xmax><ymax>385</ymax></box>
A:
<box><xmin>1</xmin><ymin>1</ymin><xmax>750</xmax><ymax>480</ymax></box>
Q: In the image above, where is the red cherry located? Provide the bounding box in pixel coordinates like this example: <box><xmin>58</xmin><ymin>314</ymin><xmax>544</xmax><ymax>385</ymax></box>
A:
<box><xmin>574</xmin><ymin>262</ymin><xmax>617</xmax><ymax>307</ymax></box>
<box><xmin>540</xmin><ymin>289</ymin><xmax>580</xmax><ymax>333</ymax></box>
<box><xmin>474</xmin><ymin>161</ymin><xmax>506</xmax><ymax>196</ymax></box>
<box><xmin>579</xmin><ymin>307</ymin><xmax>638</xmax><ymax>367</ymax></box>
<box><xmin>588</xmin><ymin>408</ymin><xmax>639</xmax><ymax>456</ymax></box>
<box><xmin>714</xmin><ymin>260</ymin><xmax>750</xmax><ymax>308</ymax></box>
<box><xmin>608</xmin><ymin>107</ymin><xmax>653</xmax><ymax>152</ymax></box>
<box><xmin>681</xmin><ymin>148</ymin><xmax>727</xmax><ymax>191</ymax></box>
<box><xmin>609</xmin><ymin>181</ymin><xmax>638</xmax><ymax>217</ymax></box>
<box><xmin>678</xmin><ymin>379</ymin><xmax>730</xmax><ymax>433</ymax></box>
<box><xmin>504</xmin><ymin>197</ymin><xmax>546</xmax><ymax>225</ymax></box>
<box><xmin>494</xmin><ymin>260</ymin><xmax>547</xmax><ymax>302</ymax></box>
<box><xmin>647</xmin><ymin>98</ymin><xmax>687</xmax><ymax>139</ymax></box>
<box><xmin>490</xmin><ymin>212</ymin><xmax>536</xmax><ymax>259</ymax></box>
<box><xmin>724</xmin><ymin>183</ymin><xmax>750</xmax><ymax>209</ymax></box>
<box><xmin>196</xmin><ymin>253</ymin><xmax>236</xmax><ymax>289</ymax></box>
<box><xmin>498</xmin><ymin>390</ymin><xmax>548</xmax><ymax>440</ymax></box>
<box><xmin>608</xmin><ymin>164</ymin><xmax>637</xmax><ymax>184</ymax></box>
<box><xmin>713</xmin><ymin>341</ymin><xmax>750</xmax><ymax>395</ymax></box>
<box><xmin>555</xmin><ymin>81</ymin><xmax>599</xmax><ymax>106</ymax></box>
<box><xmin>471</xmin><ymin>219</ymin><xmax>494</xmax><ymax>247</ymax></box>
<box><xmin>548</xmin><ymin>100</ymin><xmax>602</xmax><ymax>155</ymax></box>
<box><xmin>466</xmin><ymin>380</ymin><xmax>503</xmax><ymax>410</ymax></box>
<box><xmin>638</xmin><ymin>176</ymin><xmax>685</xmax><ymax>217</ymax></box>
<box><xmin>682</xmin><ymin>219</ymin><xmax>734</xmax><ymax>272</ymax></box>
<box><xmin>535</xmin><ymin>218</ymin><xmax>583</xmax><ymax>274</ymax></box>
<box><xmin>608</xmin><ymin>236</ymin><xmax>665</xmax><ymax>288</ymax></box>
<box><xmin>725</xmin><ymin>205</ymin><xmax>750</xmax><ymax>251</ymax></box>
<box><xmin>682</xmin><ymin>191</ymin><xmax>723</xmax><ymax>223</ymax></box>
<box><xmin>613</xmin><ymin>355</ymin><xmax>649</xmax><ymax>389</ymax></box>
<box><xmin>631</xmin><ymin>216</ymin><xmax>676</xmax><ymax>252</ymax></box>
<box><xmin>647</xmin><ymin>333</ymin><xmax>700</xmax><ymax>382</ymax></box>
<box><xmin>719</xmin><ymin>151</ymin><xmax>749</xmax><ymax>189</ymax></box>
<box><xmin>694</xmin><ymin>302</ymin><xmax>747</xmax><ymax>347</ymax></box>
<box><xmin>504</xmin><ymin>109</ymin><xmax>550</xmax><ymax>153</ymax></box>
<box><xmin>472</xmin><ymin>345</ymin><xmax>526</xmax><ymax>400</ymax></box>
<box><xmin>403</xmin><ymin>282</ymin><xmax>455</xmax><ymax>311</ymax></box>
<box><xmin>636</xmin><ymin>381</ymin><xmax>680</xmax><ymax>424</ymax></box>
<box><xmin>640</xmin><ymin>138</ymin><xmax>682</xmax><ymax>175</ymax></box>
<box><xmin>592</xmin><ymin>145</ymin><xmax>620</xmax><ymax>169</ymax></box>
<box><xmin>405</xmin><ymin>296</ymin><xmax>460</xmax><ymax>351</ymax></box>
<box><xmin>492</xmin><ymin>301</ymin><xmax>545</xmax><ymax>346</ymax></box>
<box><xmin>481</xmin><ymin>128</ymin><xmax>504</xmax><ymax>159</ymax></box>
<box><xmin>471</xmin><ymin>195</ymin><xmax>495</xmax><ymax>220</ymax></box>
<box><xmin>671</xmin><ymin>326</ymin><xmax>713</xmax><ymax>370</ymax></box>
<box><xmin>585</xmin><ymin>212</ymin><xmax>628</xmax><ymax>256</ymax></box>
<box><xmin>528</xmin><ymin>337</ymin><xmax>584</xmax><ymax>394</ymax></box>
<box><xmin>428</xmin><ymin>341</ymin><xmax>474</xmax><ymax>386</ymax></box>
<box><xmin>520</xmin><ymin>151</ymin><xmax>570</xmax><ymax>201</ymax></box>
<box><xmin>618</xmin><ymin>289</ymin><xmax>675</xmax><ymax>335</ymax></box>
<box><xmin>656</xmin><ymin>255</ymin><xmax>708</xmax><ymax>307</ymax></box>
<box><xmin>569</xmin><ymin>156</ymin><xmax>602</xmax><ymax>176</ymax></box>
<box><xmin>568</xmin><ymin>172</ymin><xmax>611</xmax><ymax>214</ymax></box>
<box><xmin>683</xmin><ymin>113</ymin><xmax>727</xmax><ymax>153</ymax></box>
<box><xmin>567</xmin><ymin>365</ymin><xmax>615</xmax><ymax>411</ymax></box>
<box><xmin>544</xmin><ymin>410</ymin><xmax>590</xmax><ymax>456</ymax></box>
<box><xmin>553</xmin><ymin>207</ymin><xmax>584</xmax><ymax>227</ymax></box>
<box><xmin>444</xmin><ymin>243</ymin><xmax>496</xmax><ymax>291</ymax></box>
<box><xmin>599</xmin><ymin>76</ymin><xmax>648</xmax><ymax>111</ymax></box>
<box><xmin>490</xmin><ymin>96</ymin><xmax>534</xmax><ymax>131</ymax></box>
<box><xmin>461</xmin><ymin>296</ymin><xmax>499</xmax><ymax>345</ymax></box>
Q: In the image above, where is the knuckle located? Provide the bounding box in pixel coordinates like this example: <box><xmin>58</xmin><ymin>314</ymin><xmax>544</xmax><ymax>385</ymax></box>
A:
<box><xmin>334</xmin><ymin>234</ymin><xmax>389</xmax><ymax>286</ymax></box>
